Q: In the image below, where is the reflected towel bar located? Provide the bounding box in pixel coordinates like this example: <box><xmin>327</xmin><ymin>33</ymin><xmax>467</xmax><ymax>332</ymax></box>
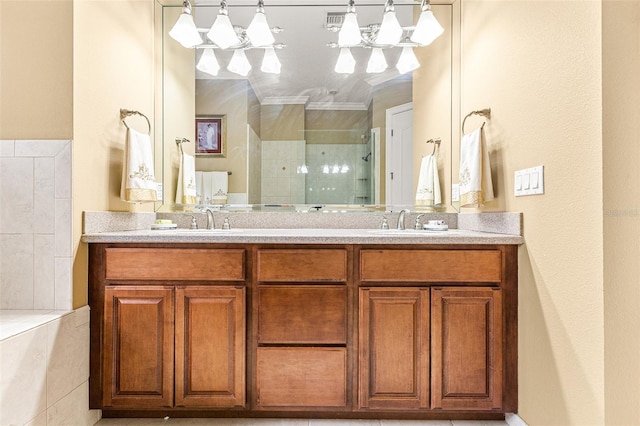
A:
<box><xmin>426</xmin><ymin>138</ymin><xmax>441</xmax><ymax>156</ymax></box>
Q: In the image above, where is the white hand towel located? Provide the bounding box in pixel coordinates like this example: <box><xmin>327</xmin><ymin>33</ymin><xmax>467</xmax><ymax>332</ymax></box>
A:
<box><xmin>459</xmin><ymin>127</ymin><xmax>494</xmax><ymax>207</ymax></box>
<box><xmin>195</xmin><ymin>171</ymin><xmax>203</xmax><ymax>204</ymax></box>
<box><xmin>175</xmin><ymin>152</ymin><xmax>197</xmax><ymax>205</ymax></box>
<box><xmin>209</xmin><ymin>171</ymin><xmax>229</xmax><ymax>204</ymax></box>
<box><xmin>120</xmin><ymin>128</ymin><xmax>157</xmax><ymax>203</ymax></box>
<box><xmin>201</xmin><ymin>171</ymin><xmax>213</xmax><ymax>204</ymax></box>
<box><xmin>415</xmin><ymin>154</ymin><xmax>441</xmax><ymax>206</ymax></box>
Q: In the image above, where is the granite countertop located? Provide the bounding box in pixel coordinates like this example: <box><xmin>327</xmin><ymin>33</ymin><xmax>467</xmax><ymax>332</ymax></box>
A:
<box><xmin>81</xmin><ymin>227</ymin><xmax>524</xmax><ymax>245</ymax></box>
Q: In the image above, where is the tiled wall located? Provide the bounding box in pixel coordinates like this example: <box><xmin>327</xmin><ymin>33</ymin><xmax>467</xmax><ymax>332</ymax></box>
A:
<box><xmin>0</xmin><ymin>140</ymin><xmax>72</xmax><ymax>310</ymax></box>
<box><xmin>261</xmin><ymin>140</ymin><xmax>306</xmax><ymax>204</ymax></box>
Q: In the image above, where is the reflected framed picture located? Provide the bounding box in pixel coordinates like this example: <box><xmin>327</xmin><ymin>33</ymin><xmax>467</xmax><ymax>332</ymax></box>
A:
<box><xmin>195</xmin><ymin>115</ymin><xmax>226</xmax><ymax>157</ymax></box>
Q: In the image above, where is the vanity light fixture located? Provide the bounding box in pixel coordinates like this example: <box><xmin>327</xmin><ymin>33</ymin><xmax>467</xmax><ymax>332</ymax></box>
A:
<box><xmin>260</xmin><ymin>47</ymin><xmax>281</xmax><ymax>74</ymax></box>
<box><xmin>329</xmin><ymin>0</ymin><xmax>444</xmax><ymax>74</ymax></box>
<box><xmin>196</xmin><ymin>48</ymin><xmax>221</xmax><ymax>76</ymax></box>
<box><xmin>227</xmin><ymin>49</ymin><xmax>252</xmax><ymax>76</ymax></box>
<box><xmin>334</xmin><ymin>47</ymin><xmax>356</xmax><ymax>74</ymax></box>
<box><xmin>395</xmin><ymin>46</ymin><xmax>420</xmax><ymax>74</ymax></box>
<box><xmin>247</xmin><ymin>0</ymin><xmax>275</xmax><ymax>47</ymax></box>
<box><xmin>168</xmin><ymin>0</ymin><xmax>203</xmax><ymax>48</ymax></box>
<box><xmin>207</xmin><ymin>0</ymin><xmax>241</xmax><ymax>49</ymax></box>
<box><xmin>337</xmin><ymin>0</ymin><xmax>361</xmax><ymax>47</ymax></box>
<box><xmin>366</xmin><ymin>48</ymin><xmax>388</xmax><ymax>73</ymax></box>
<box><xmin>376</xmin><ymin>0</ymin><xmax>403</xmax><ymax>45</ymax></box>
<box><xmin>410</xmin><ymin>0</ymin><xmax>444</xmax><ymax>46</ymax></box>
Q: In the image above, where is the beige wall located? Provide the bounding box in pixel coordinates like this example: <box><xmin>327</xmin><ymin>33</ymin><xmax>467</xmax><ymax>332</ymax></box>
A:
<box><xmin>603</xmin><ymin>1</ymin><xmax>640</xmax><ymax>425</ymax></box>
<box><xmin>462</xmin><ymin>1</ymin><xmax>605</xmax><ymax>424</ymax></box>
<box><xmin>0</xmin><ymin>1</ymin><xmax>73</xmax><ymax>139</ymax></box>
<box><xmin>305</xmin><ymin>110</ymin><xmax>370</xmax><ymax>145</ymax></box>
<box><xmin>73</xmin><ymin>0</ymin><xmax>156</xmax><ymax>307</ymax></box>
<box><xmin>261</xmin><ymin>104</ymin><xmax>305</xmax><ymax>140</ymax></box>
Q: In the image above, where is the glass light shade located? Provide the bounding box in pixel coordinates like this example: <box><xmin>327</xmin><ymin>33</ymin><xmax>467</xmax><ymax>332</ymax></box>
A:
<box><xmin>338</xmin><ymin>12</ymin><xmax>361</xmax><ymax>47</ymax></box>
<box><xmin>227</xmin><ymin>49</ymin><xmax>252</xmax><ymax>76</ymax></box>
<box><xmin>366</xmin><ymin>48</ymin><xmax>387</xmax><ymax>73</ymax></box>
<box><xmin>169</xmin><ymin>13</ymin><xmax>203</xmax><ymax>48</ymax></box>
<box><xmin>334</xmin><ymin>47</ymin><xmax>356</xmax><ymax>74</ymax></box>
<box><xmin>396</xmin><ymin>47</ymin><xmax>420</xmax><ymax>74</ymax></box>
<box><xmin>376</xmin><ymin>10</ymin><xmax>403</xmax><ymax>45</ymax></box>
<box><xmin>207</xmin><ymin>13</ymin><xmax>240</xmax><ymax>49</ymax></box>
<box><xmin>261</xmin><ymin>47</ymin><xmax>281</xmax><ymax>74</ymax></box>
<box><xmin>247</xmin><ymin>11</ymin><xmax>275</xmax><ymax>47</ymax></box>
<box><xmin>196</xmin><ymin>49</ymin><xmax>220</xmax><ymax>76</ymax></box>
<box><xmin>410</xmin><ymin>9</ymin><xmax>444</xmax><ymax>45</ymax></box>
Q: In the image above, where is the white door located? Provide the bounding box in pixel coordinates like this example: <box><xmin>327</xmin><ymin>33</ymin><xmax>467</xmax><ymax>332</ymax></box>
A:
<box><xmin>386</xmin><ymin>103</ymin><xmax>414</xmax><ymax>207</ymax></box>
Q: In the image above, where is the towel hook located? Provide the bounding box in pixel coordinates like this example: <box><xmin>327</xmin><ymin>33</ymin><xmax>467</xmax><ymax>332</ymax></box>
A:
<box><xmin>175</xmin><ymin>137</ymin><xmax>191</xmax><ymax>156</ymax></box>
<box><xmin>120</xmin><ymin>109</ymin><xmax>151</xmax><ymax>135</ymax></box>
<box><xmin>462</xmin><ymin>108</ymin><xmax>491</xmax><ymax>135</ymax></box>
<box><xmin>426</xmin><ymin>138</ymin><xmax>441</xmax><ymax>156</ymax></box>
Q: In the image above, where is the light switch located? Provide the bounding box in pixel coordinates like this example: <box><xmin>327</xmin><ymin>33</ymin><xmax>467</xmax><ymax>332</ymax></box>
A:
<box><xmin>515</xmin><ymin>165</ymin><xmax>544</xmax><ymax>197</ymax></box>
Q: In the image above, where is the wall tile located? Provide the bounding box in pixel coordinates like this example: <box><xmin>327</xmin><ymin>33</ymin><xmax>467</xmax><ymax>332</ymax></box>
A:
<box><xmin>24</xmin><ymin>410</ymin><xmax>47</xmax><ymax>426</ymax></box>
<box><xmin>55</xmin><ymin>198</ymin><xmax>72</xmax><ymax>257</ymax></box>
<box><xmin>54</xmin><ymin>257</ymin><xmax>72</xmax><ymax>311</ymax></box>
<box><xmin>54</xmin><ymin>142</ymin><xmax>72</xmax><ymax>199</ymax></box>
<box><xmin>34</xmin><ymin>234</ymin><xmax>55</xmax><ymax>309</ymax></box>
<box><xmin>14</xmin><ymin>140</ymin><xmax>69</xmax><ymax>158</ymax></box>
<box><xmin>0</xmin><ymin>140</ymin><xmax>15</xmax><ymax>157</ymax></box>
<box><xmin>0</xmin><ymin>234</ymin><xmax>34</xmax><ymax>309</ymax></box>
<box><xmin>47</xmin><ymin>381</ymin><xmax>100</xmax><ymax>426</ymax></box>
<box><xmin>0</xmin><ymin>157</ymin><xmax>34</xmax><ymax>234</ymax></box>
<box><xmin>47</xmin><ymin>314</ymin><xmax>90</xmax><ymax>406</ymax></box>
<box><xmin>0</xmin><ymin>326</ymin><xmax>48</xmax><ymax>426</ymax></box>
<box><xmin>34</xmin><ymin>157</ymin><xmax>56</xmax><ymax>234</ymax></box>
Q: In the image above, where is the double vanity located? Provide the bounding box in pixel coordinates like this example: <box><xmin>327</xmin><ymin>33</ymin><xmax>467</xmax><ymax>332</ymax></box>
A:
<box><xmin>84</xmin><ymin>212</ymin><xmax>522</xmax><ymax>420</ymax></box>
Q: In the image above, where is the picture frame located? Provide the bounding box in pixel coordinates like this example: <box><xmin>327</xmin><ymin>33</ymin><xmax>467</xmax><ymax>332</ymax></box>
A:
<box><xmin>195</xmin><ymin>115</ymin><xmax>226</xmax><ymax>157</ymax></box>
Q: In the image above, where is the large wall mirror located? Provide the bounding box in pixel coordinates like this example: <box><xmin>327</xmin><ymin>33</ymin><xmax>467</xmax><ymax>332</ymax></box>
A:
<box><xmin>156</xmin><ymin>0</ymin><xmax>460</xmax><ymax>212</ymax></box>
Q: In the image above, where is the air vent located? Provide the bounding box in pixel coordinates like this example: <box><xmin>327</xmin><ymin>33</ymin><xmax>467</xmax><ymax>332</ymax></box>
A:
<box><xmin>325</xmin><ymin>12</ymin><xmax>345</xmax><ymax>29</ymax></box>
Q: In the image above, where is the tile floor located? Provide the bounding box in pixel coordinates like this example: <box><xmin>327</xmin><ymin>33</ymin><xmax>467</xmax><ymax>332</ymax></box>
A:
<box><xmin>97</xmin><ymin>419</ymin><xmax>509</xmax><ymax>426</ymax></box>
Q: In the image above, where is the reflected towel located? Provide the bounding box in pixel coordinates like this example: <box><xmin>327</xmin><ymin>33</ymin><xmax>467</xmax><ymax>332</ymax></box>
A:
<box><xmin>120</xmin><ymin>128</ymin><xmax>157</xmax><ymax>203</ymax></box>
<box><xmin>195</xmin><ymin>171</ymin><xmax>203</xmax><ymax>204</ymax></box>
<box><xmin>459</xmin><ymin>127</ymin><xmax>494</xmax><ymax>207</ymax></box>
<box><xmin>175</xmin><ymin>152</ymin><xmax>197</xmax><ymax>205</ymax></box>
<box><xmin>209</xmin><ymin>171</ymin><xmax>229</xmax><ymax>204</ymax></box>
<box><xmin>415</xmin><ymin>154</ymin><xmax>441</xmax><ymax>206</ymax></box>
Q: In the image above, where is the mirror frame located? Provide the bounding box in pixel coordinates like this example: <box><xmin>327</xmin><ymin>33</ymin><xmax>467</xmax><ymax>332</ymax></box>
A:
<box><xmin>154</xmin><ymin>0</ymin><xmax>460</xmax><ymax>213</ymax></box>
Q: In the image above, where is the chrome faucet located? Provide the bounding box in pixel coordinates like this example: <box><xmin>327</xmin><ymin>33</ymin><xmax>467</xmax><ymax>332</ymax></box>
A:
<box><xmin>397</xmin><ymin>209</ymin><xmax>410</xmax><ymax>230</ymax></box>
<box><xmin>205</xmin><ymin>208</ymin><xmax>215</xmax><ymax>230</ymax></box>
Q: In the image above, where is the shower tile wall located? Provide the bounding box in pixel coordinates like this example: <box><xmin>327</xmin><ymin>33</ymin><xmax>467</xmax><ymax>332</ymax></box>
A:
<box><xmin>306</xmin><ymin>144</ymin><xmax>371</xmax><ymax>205</ymax></box>
<box><xmin>0</xmin><ymin>140</ymin><xmax>72</xmax><ymax>310</ymax></box>
<box><xmin>261</xmin><ymin>140</ymin><xmax>306</xmax><ymax>204</ymax></box>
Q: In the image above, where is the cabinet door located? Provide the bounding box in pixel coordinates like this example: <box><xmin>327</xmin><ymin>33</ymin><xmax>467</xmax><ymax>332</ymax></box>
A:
<box><xmin>175</xmin><ymin>286</ymin><xmax>246</xmax><ymax>408</ymax></box>
<box><xmin>358</xmin><ymin>288</ymin><xmax>429</xmax><ymax>410</ymax></box>
<box><xmin>431</xmin><ymin>287</ymin><xmax>503</xmax><ymax>410</ymax></box>
<box><xmin>103</xmin><ymin>286</ymin><xmax>174</xmax><ymax>408</ymax></box>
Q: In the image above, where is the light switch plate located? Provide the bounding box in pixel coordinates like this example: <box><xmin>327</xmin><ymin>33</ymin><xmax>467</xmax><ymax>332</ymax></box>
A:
<box><xmin>515</xmin><ymin>165</ymin><xmax>544</xmax><ymax>196</ymax></box>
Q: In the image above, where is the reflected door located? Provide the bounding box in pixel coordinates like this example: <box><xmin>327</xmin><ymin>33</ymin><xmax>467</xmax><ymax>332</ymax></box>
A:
<box><xmin>386</xmin><ymin>103</ymin><xmax>414</xmax><ymax>206</ymax></box>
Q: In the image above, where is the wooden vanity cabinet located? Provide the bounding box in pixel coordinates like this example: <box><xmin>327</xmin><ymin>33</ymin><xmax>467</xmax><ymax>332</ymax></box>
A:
<box><xmin>90</xmin><ymin>242</ymin><xmax>517</xmax><ymax>419</ymax></box>
<box><xmin>90</xmin><ymin>245</ymin><xmax>247</xmax><ymax>412</ymax></box>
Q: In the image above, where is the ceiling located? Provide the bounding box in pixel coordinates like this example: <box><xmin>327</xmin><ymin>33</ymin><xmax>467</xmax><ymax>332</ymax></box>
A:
<box><xmin>190</xmin><ymin>2</ymin><xmax>418</xmax><ymax>109</ymax></box>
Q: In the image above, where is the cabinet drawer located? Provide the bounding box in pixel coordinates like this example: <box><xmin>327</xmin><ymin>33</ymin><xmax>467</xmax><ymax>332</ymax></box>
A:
<box><xmin>105</xmin><ymin>248</ymin><xmax>245</xmax><ymax>281</ymax></box>
<box><xmin>257</xmin><ymin>249</ymin><xmax>347</xmax><ymax>282</ymax></box>
<box><xmin>256</xmin><ymin>347</ymin><xmax>347</xmax><ymax>408</ymax></box>
<box><xmin>360</xmin><ymin>249</ymin><xmax>502</xmax><ymax>283</ymax></box>
<box><xmin>259</xmin><ymin>286</ymin><xmax>347</xmax><ymax>344</ymax></box>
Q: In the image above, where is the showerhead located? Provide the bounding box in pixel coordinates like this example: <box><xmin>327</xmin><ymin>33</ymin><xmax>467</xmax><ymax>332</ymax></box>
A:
<box><xmin>362</xmin><ymin>152</ymin><xmax>372</xmax><ymax>162</ymax></box>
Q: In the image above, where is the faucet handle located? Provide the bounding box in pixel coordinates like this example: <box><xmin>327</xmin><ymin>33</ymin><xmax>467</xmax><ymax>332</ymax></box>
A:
<box><xmin>380</xmin><ymin>217</ymin><xmax>389</xmax><ymax>230</ymax></box>
<box><xmin>222</xmin><ymin>217</ymin><xmax>231</xmax><ymax>230</ymax></box>
<box><xmin>414</xmin><ymin>214</ymin><xmax>425</xmax><ymax>230</ymax></box>
<box><xmin>190</xmin><ymin>215</ymin><xmax>198</xmax><ymax>230</ymax></box>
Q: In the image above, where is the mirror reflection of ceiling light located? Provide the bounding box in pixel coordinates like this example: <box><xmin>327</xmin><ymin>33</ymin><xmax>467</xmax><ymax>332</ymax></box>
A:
<box><xmin>168</xmin><ymin>0</ymin><xmax>203</xmax><ymax>48</ymax></box>
<box><xmin>196</xmin><ymin>48</ymin><xmax>221</xmax><ymax>76</ymax></box>
<box><xmin>260</xmin><ymin>47</ymin><xmax>281</xmax><ymax>74</ymax></box>
<box><xmin>328</xmin><ymin>0</ymin><xmax>444</xmax><ymax>75</ymax></box>
<box><xmin>246</xmin><ymin>0</ymin><xmax>275</xmax><ymax>47</ymax></box>
<box><xmin>227</xmin><ymin>49</ymin><xmax>252</xmax><ymax>76</ymax></box>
